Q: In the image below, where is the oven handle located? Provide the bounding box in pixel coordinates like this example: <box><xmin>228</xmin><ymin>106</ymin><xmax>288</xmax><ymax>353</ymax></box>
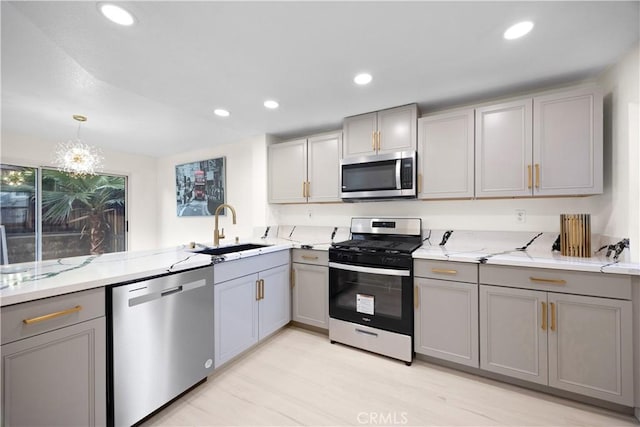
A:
<box><xmin>329</xmin><ymin>262</ymin><xmax>410</xmax><ymax>277</ymax></box>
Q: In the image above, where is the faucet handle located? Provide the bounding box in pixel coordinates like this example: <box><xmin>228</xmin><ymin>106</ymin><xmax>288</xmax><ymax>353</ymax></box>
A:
<box><xmin>220</xmin><ymin>227</ymin><xmax>225</xmax><ymax>239</ymax></box>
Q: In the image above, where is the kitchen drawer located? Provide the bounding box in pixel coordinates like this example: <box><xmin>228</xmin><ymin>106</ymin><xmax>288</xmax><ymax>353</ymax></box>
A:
<box><xmin>214</xmin><ymin>250</ymin><xmax>290</xmax><ymax>284</ymax></box>
<box><xmin>414</xmin><ymin>259</ymin><xmax>478</xmax><ymax>283</ymax></box>
<box><xmin>479</xmin><ymin>265</ymin><xmax>631</xmax><ymax>300</ymax></box>
<box><xmin>292</xmin><ymin>249</ymin><xmax>328</xmax><ymax>266</ymax></box>
<box><xmin>1</xmin><ymin>287</ymin><xmax>105</xmax><ymax>345</ymax></box>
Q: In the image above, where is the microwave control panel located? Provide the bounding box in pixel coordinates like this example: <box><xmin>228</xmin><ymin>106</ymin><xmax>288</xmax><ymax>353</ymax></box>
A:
<box><xmin>400</xmin><ymin>158</ymin><xmax>414</xmax><ymax>189</ymax></box>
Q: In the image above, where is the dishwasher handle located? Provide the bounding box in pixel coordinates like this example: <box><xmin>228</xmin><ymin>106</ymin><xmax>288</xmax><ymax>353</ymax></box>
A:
<box><xmin>161</xmin><ymin>285</ymin><xmax>183</xmax><ymax>297</ymax></box>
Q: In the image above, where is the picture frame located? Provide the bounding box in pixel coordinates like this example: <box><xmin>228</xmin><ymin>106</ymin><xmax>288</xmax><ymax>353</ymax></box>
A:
<box><xmin>175</xmin><ymin>157</ymin><xmax>226</xmax><ymax>217</ymax></box>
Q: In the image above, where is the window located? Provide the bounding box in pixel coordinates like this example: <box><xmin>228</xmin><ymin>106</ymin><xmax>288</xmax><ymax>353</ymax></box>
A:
<box><xmin>0</xmin><ymin>164</ymin><xmax>127</xmax><ymax>264</ymax></box>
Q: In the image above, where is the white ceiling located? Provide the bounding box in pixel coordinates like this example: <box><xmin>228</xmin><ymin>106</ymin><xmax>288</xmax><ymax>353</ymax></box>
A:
<box><xmin>2</xmin><ymin>1</ymin><xmax>639</xmax><ymax>158</ymax></box>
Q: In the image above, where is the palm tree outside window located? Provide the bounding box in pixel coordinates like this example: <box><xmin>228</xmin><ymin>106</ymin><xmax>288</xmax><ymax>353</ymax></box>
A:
<box><xmin>0</xmin><ymin>164</ymin><xmax>127</xmax><ymax>264</ymax></box>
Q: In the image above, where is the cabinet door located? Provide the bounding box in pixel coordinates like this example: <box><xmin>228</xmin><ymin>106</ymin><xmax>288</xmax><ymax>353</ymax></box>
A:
<box><xmin>343</xmin><ymin>112</ymin><xmax>378</xmax><ymax>157</ymax></box>
<box><xmin>414</xmin><ymin>278</ymin><xmax>478</xmax><ymax>367</ymax></box>
<box><xmin>292</xmin><ymin>263</ymin><xmax>329</xmax><ymax>329</ymax></box>
<box><xmin>1</xmin><ymin>317</ymin><xmax>106</xmax><ymax>427</ymax></box>
<box><xmin>259</xmin><ymin>264</ymin><xmax>291</xmax><ymax>340</ymax></box>
<box><xmin>475</xmin><ymin>99</ymin><xmax>533</xmax><ymax>198</ymax></box>
<box><xmin>307</xmin><ymin>132</ymin><xmax>342</xmax><ymax>202</ymax></box>
<box><xmin>479</xmin><ymin>285</ymin><xmax>547</xmax><ymax>384</ymax></box>
<box><xmin>268</xmin><ymin>139</ymin><xmax>308</xmax><ymax>203</ymax></box>
<box><xmin>214</xmin><ymin>274</ymin><xmax>259</xmax><ymax>368</ymax></box>
<box><xmin>418</xmin><ymin>109</ymin><xmax>474</xmax><ymax>199</ymax></box>
<box><xmin>377</xmin><ymin>104</ymin><xmax>418</xmax><ymax>154</ymax></box>
<box><xmin>548</xmin><ymin>293</ymin><xmax>632</xmax><ymax>405</ymax></box>
<box><xmin>533</xmin><ymin>88</ymin><xmax>603</xmax><ymax>196</ymax></box>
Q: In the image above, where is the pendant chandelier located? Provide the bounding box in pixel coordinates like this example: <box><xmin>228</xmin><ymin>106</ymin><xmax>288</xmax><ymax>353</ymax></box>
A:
<box><xmin>54</xmin><ymin>114</ymin><xmax>104</xmax><ymax>177</ymax></box>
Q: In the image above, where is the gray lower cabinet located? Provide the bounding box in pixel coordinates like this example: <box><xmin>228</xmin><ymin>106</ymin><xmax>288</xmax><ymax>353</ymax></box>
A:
<box><xmin>214</xmin><ymin>251</ymin><xmax>290</xmax><ymax>368</ymax></box>
<box><xmin>414</xmin><ymin>260</ymin><xmax>479</xmax><ymax>367</ymax></box>
<box><xmin>1</xmin><ymin>288</ymin><xmax>106</xmax><ymax>426</ymax></box>
<box><xmin>479</xmin><ymin>266</ymin><xmax>633</xmax><ymax>406</ymax></box>
<box><xmin>291</xmin><ymin>249</ymin><xmax>329</xmax><ymax>329</ymax></box>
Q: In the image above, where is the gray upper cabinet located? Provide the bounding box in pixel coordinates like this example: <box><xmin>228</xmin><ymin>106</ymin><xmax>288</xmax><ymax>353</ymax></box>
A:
<box><xmin>475</xmin><ymin>98</ymin><xmax>533</xmax><ymax>198</ymax></box>
<box><xmin>268</xmin><ymin>132</ymin><xmax>342</xmax><ymax>204</ymax></box>
<box><xmin>533</xmin><ymin>87</ymin><xmax>603</xmax><ymax>196</ymax></box>
<box><xmin>307</xmin><ymin>132</ymin><xmax>342</xmax><ymax>203</ymax></box>
<box><xmin>268</xmin><ymin>138</ymin><xmax>308</xmax><ymax>203</ymax></box>
<box><xmin>418</xmin><ymin>108</ymin><xmax>475</xmax><ymax>199</ymax></box>
<box><xmin>343</xmin><ymin>104</ymin><xmax>418</xmax><ymax>157</ymax></box>
<box><xmin>475</xmin><ymin>86</ymin><xmax>603</xmax><ymax>198</ymax></box>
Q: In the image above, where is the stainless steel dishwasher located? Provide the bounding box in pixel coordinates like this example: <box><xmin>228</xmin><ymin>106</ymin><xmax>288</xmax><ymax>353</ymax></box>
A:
<box><xmin>108</xmin><ymin>266</ymin><xmax>214</xmax><ymax>426</ymax></box>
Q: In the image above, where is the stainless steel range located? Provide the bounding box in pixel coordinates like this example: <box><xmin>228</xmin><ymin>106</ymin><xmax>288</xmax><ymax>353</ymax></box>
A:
<box><xmin>328</xmin><ymin>217</ymin><xmax>422</xmax><ymax>365</ymax></box>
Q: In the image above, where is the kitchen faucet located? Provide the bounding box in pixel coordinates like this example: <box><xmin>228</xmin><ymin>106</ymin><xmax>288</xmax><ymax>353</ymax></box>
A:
<box><xmin>213</xmin><ymin>203</ymin><xmax>237</xmax><ymax>246</ymax></box>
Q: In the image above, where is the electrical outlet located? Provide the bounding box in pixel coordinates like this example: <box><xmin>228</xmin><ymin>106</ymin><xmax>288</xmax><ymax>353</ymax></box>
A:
<box><xmin>516</xmin><ymin>209</ymin><xmax>526</xmax><ymax>223</ymax></box>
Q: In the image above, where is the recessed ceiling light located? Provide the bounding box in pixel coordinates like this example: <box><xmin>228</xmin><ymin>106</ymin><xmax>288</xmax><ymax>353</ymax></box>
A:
<box><xmin>264</xmin><ymin>100</ymin><xmax>279</xmax><ymax>109</ymax></box>
<box><xmin>354</xmin><ymin>73</ymin><xmax>373</xmax><ymax>85</ymax></box>
<box><xmin>99</xmin><ymin>3</ymin><xmax>135</xmax><ymax>26</ymax></box>
<box><xmin>503</xmin><ymin>21</ymin><xmax>534</xmax><ymax>40</ymax></box>
<box><xmin>214</xmin><ymin>109</ymin><xmax>230</xmax><ymax>117</ymax></box>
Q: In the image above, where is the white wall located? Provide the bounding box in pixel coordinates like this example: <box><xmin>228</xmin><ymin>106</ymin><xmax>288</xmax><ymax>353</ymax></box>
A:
<box><xmin>598</xmin><ymin>44</ymin><xmax>639</xmax><ymax>262</ymax></box>
<box><xmin>156</xmin><ymin>134</ymin><xmax>269</xmax><ymax>247</ymax></box>
<box><xmin>0</xmin><ymin>131</ymin><xmax>159</xmax><ymax>251</ymax></box>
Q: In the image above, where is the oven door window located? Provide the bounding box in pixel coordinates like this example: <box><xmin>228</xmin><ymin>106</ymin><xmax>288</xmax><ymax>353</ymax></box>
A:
<box><xmin>329</xmin><ymin>265</ymin><xmax>412</xmax><ymax>335</ymax></box>
<box><xmin>342</xmin><ymin>160</ymin><xmax>398</xmax><ymax>192</ymax></box>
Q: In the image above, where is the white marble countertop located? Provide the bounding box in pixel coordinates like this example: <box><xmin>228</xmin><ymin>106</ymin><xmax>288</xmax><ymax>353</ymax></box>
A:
<box><xmin>413</xmin><ymin>245</ymin><xmax>640</xmax><ymax>275</ymax></box>
<box><xmin>2</xmin><ymin>227</ymin><xmax>638</xmax><ymax>307</ymax></box>
<box><xmin>0</xmin><ymin>240</ymin><xmax>293</xmax><ymax>307</ymax></box>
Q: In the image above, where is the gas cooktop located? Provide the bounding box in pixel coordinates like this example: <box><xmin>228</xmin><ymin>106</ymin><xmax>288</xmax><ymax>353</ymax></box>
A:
<box><xmin>330</xmin><ymin>239</ymin><xmax>422</xmax><ymax>254</ymax></box>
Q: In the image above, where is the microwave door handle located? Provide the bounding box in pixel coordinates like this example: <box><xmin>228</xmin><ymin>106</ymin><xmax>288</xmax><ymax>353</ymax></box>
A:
<box><xmin>329</xmin><ymin>262</ymin><xmax>410</xmax><ymax>277</ymax></box>
<box><xmin>395</xmin><ymin>159</ymin><xmax>401</xmax><ymax>189</ymax></box>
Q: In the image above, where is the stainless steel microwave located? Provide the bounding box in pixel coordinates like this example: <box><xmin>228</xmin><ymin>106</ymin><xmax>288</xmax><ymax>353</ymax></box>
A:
<box><xmin>340</xmin><ymin>151</ymin><xmax>417</xmax><ymax>201</ymax></box>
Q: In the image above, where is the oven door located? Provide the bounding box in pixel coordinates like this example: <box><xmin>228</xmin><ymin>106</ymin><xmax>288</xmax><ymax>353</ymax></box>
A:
<box><xmin>328</xmin><ymin>262</ymin><xmax>413</xmax><ymax>335</ymax></box>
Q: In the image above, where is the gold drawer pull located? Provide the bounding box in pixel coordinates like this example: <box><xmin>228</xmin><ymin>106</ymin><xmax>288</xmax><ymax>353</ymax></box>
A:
<box><xmin>529</xmin><ymin>277</ymin><xmax>566</xmax><ymax>285</ymax></box>
<box><xmin>23</xmin><ymin>305</ymin><xmax>82</xmax><ymax>325</ymax></box>
<box><xmin>527</xmin><ymin>165</ymin><xmax>532</xmax><ymax>189</ymax></box>
<box><xmin>432</xmin><ymin>268</ymin><xmax>458</xmax><ymax>275</ymax></box>
<box><xmin>301</xmin><ymin>255</ymin><xmax>319</xmax><ymax>260</ymax></box>
<box><xmin>541</xmin><ymin>302</ymin><xmax>547</xmax><ymax>331</ymax></box>
<box><xmin>550</xmin><ymin>302</ymin><xmax>556</xmax><ymax>331</ymax></box>
<box><xmin>535</xmin><ymin>163</ymin><xmax>540</xmax><ymax>189</ymax></box>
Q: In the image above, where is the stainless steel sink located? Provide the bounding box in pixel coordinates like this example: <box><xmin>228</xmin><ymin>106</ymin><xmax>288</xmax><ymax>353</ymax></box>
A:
<box><xmin>195</xmin><ymin>243</ymin><xmax>271</xmax><ymax>256</ymax></box>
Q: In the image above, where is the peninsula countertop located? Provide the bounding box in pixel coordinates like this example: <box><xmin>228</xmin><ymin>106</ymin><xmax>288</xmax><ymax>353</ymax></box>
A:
<box><xmin>0</xmin><ymin>240</ymin><xmax>293</xmax><ymax>307</ymax></box>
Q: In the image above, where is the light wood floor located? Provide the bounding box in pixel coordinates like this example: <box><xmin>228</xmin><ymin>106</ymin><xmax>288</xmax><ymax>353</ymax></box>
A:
<box><xmin>143</xmin><ymin>326</ymin><xmax>638</xmax><ymax>426</ymax></box>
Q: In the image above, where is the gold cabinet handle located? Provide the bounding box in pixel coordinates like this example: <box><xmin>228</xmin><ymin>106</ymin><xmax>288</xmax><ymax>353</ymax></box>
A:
<box><xmin>417</xmin><ymin>173</ymin><xmax>422</xmax><ymax>194</ymax></box>
<box><xmin>256</xmin><ymin>280</ymin><xmax>261</xmax><ymax>300</ymax></box>
<box><xmin>535</xmin><ymin>164</ymin><xmax>540</xmax><ymax>189</ymax></box>
<box><xmin>372</xmin><ymin>131</ymin><xmax>376</xmax><ymax>151</ymax></box>
<box><xmin>527</xmin><ymin>165</ymin><xmax>532</xmax><ymax>189</ymax></box>
<box><xmin>306</xmin><ymin>181</ymin><xmax>311</xmax><ymax>198</ymax></box>
<box><xmin>377</xmin><ymin>131</ymin><xmax>381</xmax><ymax>151</ymax></box>
<box><xmin>23</xmin><ymin>305</ymin><xmax>82</xmax><ymax>325</ymax></box>
<box><xmin>541</xmin><ymin>302</ymin><xmax>547</xmax><ymax>331</ymax></box>
<box><xmin>260</xmin><ymin>279</ymin><xmax>265</xmax><ymax>300</ymax></box>
<box><xmin>301</xmin><ymin>255</ymin><xmax>319</xmax><ymax>260</ymax></box>
<box><xmin>414</xmin><ymin>286</ymin><xmax>419</xmax><ymax>309</ymax></box>
<box><xmin>550</xmin><ymin>302</ymin><xmax>556</xmax><ymax>331</ymax></box>
<box><xmin>529</xmin><ymin>277</ymin><xmax>567</xmax><ymax>285</ymax></box>
<box><xmin>302</xmin><ymin>181</ymin><xmax>306</xmax><ymax>198</ymax></box>
<box><xmin>432</xmin><ymin>268</ymin><xmax>458</xmax><ymax>275</ymax></box>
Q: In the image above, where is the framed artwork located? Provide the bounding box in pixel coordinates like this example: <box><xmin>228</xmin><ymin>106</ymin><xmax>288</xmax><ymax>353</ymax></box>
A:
<box><xmin>175</xmin><ymin>157</ymin><xmax>226</xmax><ymax>217</ymax></box>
